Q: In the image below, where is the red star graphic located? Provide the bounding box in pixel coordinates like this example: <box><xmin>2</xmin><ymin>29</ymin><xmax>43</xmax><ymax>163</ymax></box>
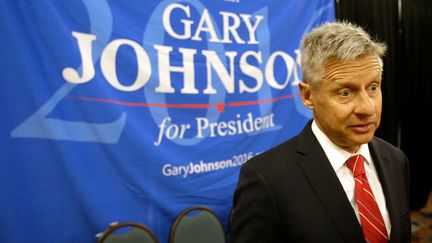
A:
<box><xmin>216</xmin><ymin>101</ymin><xmax>225</xmax><ymax>112</ymax></box>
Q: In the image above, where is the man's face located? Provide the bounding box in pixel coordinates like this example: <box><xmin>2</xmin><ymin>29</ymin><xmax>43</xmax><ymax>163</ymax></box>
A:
<box><xmin>300</xmin><ymin>55</ymin><xmax>383</xmax><ymax>153</ymax></box>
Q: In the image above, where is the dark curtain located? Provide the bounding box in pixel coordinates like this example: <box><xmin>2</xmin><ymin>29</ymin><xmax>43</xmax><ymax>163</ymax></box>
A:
<box><xmin>335</xmin><ymin>0</ymin><xmax>432</xmax><ymax>210</ymax></box>
<box><xmin>400</xmin><ymin>0</ymin><xmax>432</xmax><ymax>210</ymax></box>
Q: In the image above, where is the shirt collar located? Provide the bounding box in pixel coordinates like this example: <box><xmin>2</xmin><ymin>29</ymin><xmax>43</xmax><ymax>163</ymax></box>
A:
<box><xmin>311</xmin><ymin>120</ymin><xmax>372</xmax><ymax>172</ymax></box>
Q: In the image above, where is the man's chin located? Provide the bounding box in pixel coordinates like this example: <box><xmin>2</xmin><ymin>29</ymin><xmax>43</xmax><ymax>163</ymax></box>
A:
<box><xmin>352</xmin><ymin>133</ymin><xmax>375</xmax><ymax>145</ymax></box>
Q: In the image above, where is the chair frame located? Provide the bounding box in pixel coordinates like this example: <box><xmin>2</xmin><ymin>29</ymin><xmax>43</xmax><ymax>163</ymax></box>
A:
<box><xmin>97</xmin><ymin>221</ymin><xmax>159</xmax><ymax>243</ymax></box>
<box><xmin>168</xmin><ymin>205</ymin><xmax>226</xmax><ymax>243</ymax></box>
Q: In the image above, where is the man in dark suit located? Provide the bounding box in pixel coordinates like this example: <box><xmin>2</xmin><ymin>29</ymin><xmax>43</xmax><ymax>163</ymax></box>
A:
<box><xmin>230</xmin><ymin>21</ymin><xmax>411</xmax><ymax>243</ymax></box>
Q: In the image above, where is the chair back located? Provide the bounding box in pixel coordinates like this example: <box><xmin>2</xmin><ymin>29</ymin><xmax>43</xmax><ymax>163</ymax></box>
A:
<box><xmin>97</xmin><ymin>221</ymin><xmax>159</xmax><ymax>243</ymax></box>
<box><xmin>169</xmin><ymin>206</ymin><xmax>226</xmax><ymax>243</ymax></box>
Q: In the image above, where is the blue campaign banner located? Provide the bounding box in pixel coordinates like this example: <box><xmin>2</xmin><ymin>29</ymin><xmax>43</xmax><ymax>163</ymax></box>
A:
<box><xmin>0</xmin><ymin>1</ymin><xmax>334</xmax><ymax>242</ymax></box>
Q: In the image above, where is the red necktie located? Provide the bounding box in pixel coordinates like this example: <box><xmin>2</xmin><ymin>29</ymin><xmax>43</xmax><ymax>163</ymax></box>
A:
<box><xmin>346</xmin><ymin>154</ymin><xmax>389</xmax><ymax>243</ymax></box>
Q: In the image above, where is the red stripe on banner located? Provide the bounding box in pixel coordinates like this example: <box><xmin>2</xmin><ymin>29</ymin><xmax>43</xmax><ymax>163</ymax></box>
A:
<box><xmin>67</xmin><ymin>96</ymin><xmax>212</xmax><ymax>109</ymax></box>
<box><xmin>228</xmin><ymin>94</ymin><xmax>297</xmax><ymax>107</ymax></box>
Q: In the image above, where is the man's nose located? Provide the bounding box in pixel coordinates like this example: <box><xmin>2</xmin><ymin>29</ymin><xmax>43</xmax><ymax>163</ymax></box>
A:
<box><xmin>353</xmin><ymin>91</ymin><xmax>376</xmax><ymax>115</ymax></box>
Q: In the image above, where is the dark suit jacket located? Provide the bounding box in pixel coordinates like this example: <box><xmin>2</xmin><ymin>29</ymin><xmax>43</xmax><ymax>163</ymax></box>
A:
<box><xmin>230</xmin><ymin>121</ymin><xmax>411</xmax><ymax>243</ymax></box>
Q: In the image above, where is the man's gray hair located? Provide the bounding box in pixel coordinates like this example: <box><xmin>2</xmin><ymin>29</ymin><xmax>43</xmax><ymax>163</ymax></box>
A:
<box><xmin>300</xmin><ymin>21</ymin><xmax>387</xmax><ymax>86</ymax></box>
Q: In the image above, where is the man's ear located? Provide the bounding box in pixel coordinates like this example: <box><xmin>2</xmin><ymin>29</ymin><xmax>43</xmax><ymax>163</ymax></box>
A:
<box><xmin>298</xmin><ymin>82</ymin><xmax>314</xmax><ymax>109</ymax></box>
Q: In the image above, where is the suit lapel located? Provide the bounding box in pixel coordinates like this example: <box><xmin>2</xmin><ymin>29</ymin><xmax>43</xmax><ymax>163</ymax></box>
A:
<box><xmin>369</xmin><ymin>140</ymin><xmax>401</xmax><ymax>242</ymax></box>
<box><xmin>296</xmin><ymin>122</ymin><xmax>365</xmax><ymax>243</ymax></box>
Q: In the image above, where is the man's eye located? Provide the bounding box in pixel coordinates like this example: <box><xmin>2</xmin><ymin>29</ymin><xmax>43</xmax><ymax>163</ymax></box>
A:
<box><xmin>339</xmin><ymin>89</ymin><xmax>351</xmax><ymax>97</ymax></box>
<box><xmin>368</xmin><ymin>84</ymin><xmax>378</xmax><ymax>92</ymax></box>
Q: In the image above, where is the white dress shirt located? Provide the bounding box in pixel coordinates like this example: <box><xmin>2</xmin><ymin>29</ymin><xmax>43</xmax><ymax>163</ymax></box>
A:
<box><xmin>311</xmin><ymin>120</ymin><xmax>391</xmax><ymax>234</ymax></box>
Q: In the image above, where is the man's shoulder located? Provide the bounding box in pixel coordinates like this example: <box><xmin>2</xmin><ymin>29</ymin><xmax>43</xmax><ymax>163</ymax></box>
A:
<box><xmin>241</xmin><ymin>121</ymin><xmax>313</xmax><ymax>173</ymax></box>
<box><xmin>243</xmin><ymin>135</ymin><xmax>301</xmax><ymax>171</ymax></box>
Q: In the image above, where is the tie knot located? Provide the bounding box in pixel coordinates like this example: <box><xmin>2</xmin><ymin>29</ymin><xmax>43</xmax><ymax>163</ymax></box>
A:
<box><xmin>346</xmin><ymin>154</ymin><xmax>365</xmax><ymax>177</ymax></box>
